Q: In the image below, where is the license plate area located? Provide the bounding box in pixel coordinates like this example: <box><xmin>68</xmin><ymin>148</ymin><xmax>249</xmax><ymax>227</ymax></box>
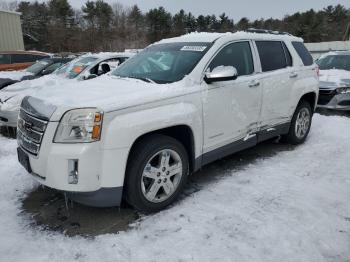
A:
<box><xmin>17</xmin><ymin>147</ymin><xmax>32</xmax><ymax>173</ymax></box>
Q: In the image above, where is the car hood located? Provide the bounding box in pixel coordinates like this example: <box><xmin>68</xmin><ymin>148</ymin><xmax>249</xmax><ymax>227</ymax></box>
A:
<box><xmin>1</xmin><ymin>74</ymin><xmax>197</xmax><ymax>120</ymax></box>
<box><xmin>0</xmin><ymin>70</ymin><xmax>33</xmax><ymax>81</ymax></box>
<box><xmin>319</xmin><ymin>69</ymin><xmax>350</xmax><ymax>90</ymax></box>
<box><xmin>29</xmin><ymin>75</ymin><xmax>194</xmax><ymax>113</ymax></box>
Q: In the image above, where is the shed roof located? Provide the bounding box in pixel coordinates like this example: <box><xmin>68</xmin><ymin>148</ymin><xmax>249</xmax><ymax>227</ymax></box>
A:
<box><xmin>0</xmin><ymin>9</ymin><xmax>21</xmax><ymax>16</ymax></box>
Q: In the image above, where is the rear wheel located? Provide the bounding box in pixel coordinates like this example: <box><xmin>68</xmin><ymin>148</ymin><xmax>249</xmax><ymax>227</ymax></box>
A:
<box><xmin>125</xmin><ymin>135</ymin><xmax>188</xmax><ymax>213</ymax></box>
<box><xmin>283</xmin><ymin>100</ymin><xmax>312</xmax><ymax>144</ymax></box>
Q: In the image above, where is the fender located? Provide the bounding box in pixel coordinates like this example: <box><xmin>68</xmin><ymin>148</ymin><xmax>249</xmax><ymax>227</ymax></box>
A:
<box><xmin>101</xmin><ymin>100</ymin><xmax>203</xmax><ymax>159</ymax></box>
<box><xmin>289</xmin><ymin>69</ymin><xmax>319</xmax><ymax>115</ymax></box>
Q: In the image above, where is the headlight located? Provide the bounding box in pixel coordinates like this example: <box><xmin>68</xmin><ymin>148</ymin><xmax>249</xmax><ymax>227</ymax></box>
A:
<box><xmin>336</xmin><ymin>87</ymin><xmax>350</xmax><ymax>94</ymax></box>
<box><xmin>54</xmin><ymin>108</ymin><xmax>103</xmax><ymax>143</ymax></box>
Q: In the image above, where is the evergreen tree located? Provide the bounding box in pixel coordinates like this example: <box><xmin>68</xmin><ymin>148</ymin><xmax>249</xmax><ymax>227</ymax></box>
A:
<box><xmin>173</xmin><ymin>9</ymin><xmax>186</xmax><ymax>36</ymax></box>
<box><xmin>10</xmin><ymin>1</ymin><xmax>350</xmax><ymax>51</ymax></box>
<box><xmin>146</xmin><ymin>7</ymin><xmax>172</xmax><ymax>43</ymax></box>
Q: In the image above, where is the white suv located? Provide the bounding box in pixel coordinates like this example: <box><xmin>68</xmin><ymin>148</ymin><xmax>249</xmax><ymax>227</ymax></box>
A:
<box><xmin>17</xmin><ymin>31</ymin><xmax>318</xmax><ymax>212</ymax></box>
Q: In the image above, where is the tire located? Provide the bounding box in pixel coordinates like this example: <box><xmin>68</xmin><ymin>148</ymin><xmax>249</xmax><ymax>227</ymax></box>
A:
<box><xmin>283</xmin><ymin>100</ymin><xmax>313</xmax><ymax>145</ymax></box>
<box><xmin>125</xmin><ymin>134</ymin><xmax>189</xmax><ymax>213</ymax></box>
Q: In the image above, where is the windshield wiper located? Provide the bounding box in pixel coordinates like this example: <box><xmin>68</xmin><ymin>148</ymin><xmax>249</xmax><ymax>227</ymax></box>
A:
<box><xmin>126</xmin><ymin>76</ymin><xmax>155</xmax><ymax>83</ymax></box>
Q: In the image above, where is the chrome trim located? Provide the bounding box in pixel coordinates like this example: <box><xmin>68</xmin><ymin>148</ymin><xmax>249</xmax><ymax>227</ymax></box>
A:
<box><xmin>20</xmin><ymin>107</ymin><xmax>49</xmax><ymax>124</ymax></box>
<box><xmin>17</xmin><ymin>129</ymin><xmax>40</xmax><ymax>155</ymax></box>
<box><xmin>17</xmin><ymin>108</ymin><xmax>48</xmax><ymax>156</ymax></box>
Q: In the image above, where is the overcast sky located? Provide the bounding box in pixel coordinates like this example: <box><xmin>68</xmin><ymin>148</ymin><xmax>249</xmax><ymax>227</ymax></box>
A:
<box><xmin>67</xmin><ymin>0</ymin><xmax>350</xmax><ymax>20</ymax></box>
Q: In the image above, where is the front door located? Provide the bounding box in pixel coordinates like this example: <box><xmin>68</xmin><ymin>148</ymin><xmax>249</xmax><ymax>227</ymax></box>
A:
<box><xmin>202</xmin><ymin>41</ymin><xmax>263</xmax><ymax>155</ymax></box>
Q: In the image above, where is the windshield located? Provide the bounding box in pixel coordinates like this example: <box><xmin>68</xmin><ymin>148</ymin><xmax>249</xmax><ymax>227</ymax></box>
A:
<box><xmin>316</xmin><ymin>55</ymin><xmax>350</xmax><ymax>71</ymax></box>
<box><xmin>112</xmin><ymin>42</ymin><xmax>211</xmax><ymax>84</ymax></box>
<box><xmin>55</xmin><ymin>56</ymin><xmax>98</xmax><ymax>79</ymax></box>
<box><xmin>26</xmin><ymin>59</ymin><xmax>52</xmax><ymax>74</ymax></box>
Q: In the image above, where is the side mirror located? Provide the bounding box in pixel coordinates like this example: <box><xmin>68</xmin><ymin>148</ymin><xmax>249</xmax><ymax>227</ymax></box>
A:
<box><xmin>85</xmin><ymin>74</ymin><xmax>98</xmax><ymax>80</ymax></box>
<box><xmin>41</xmin><ymin>69</ymin><xmax>52</xmax><ymax>76</ymax></box>
<box><xmin>204</xmin><ymin>66</ymin><xmax>238</xmax><ymax>84</ymax></box>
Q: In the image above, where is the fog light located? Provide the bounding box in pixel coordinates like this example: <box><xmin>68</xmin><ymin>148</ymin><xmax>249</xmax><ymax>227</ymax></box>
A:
<box><xmin>68</xmin><ymin>159</ymin><xmax>79</xmax><ymax>184</ymax></box>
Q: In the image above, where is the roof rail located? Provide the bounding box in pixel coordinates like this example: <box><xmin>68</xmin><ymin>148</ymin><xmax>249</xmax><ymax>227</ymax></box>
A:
<box><xmin>245</xmin><ymin>28</ymin><xmax>292</xmax><ymax>36</ymax></box>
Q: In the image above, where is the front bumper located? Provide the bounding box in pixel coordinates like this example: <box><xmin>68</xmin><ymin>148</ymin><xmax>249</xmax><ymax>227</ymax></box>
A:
<box><xmin>66</xmin><ymin>187</ymin><xmax>123</xmax><ymax>207</ymax></box>
<box><xmin>0</xmin><ymin>109</ymin><xmax>19</xmax><ymax>127</ymax></box>
<box><xmin>19</xmin><ymin>121</ymin><xmax>130</xmax><ymax>207</ymax></box>
<box><xmin>317</xmin><ymin>91</ymin><xmax>350</xmax><ymax>111</ymax></box>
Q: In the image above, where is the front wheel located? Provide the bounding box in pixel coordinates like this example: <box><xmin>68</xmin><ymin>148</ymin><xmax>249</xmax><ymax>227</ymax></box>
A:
<box><xmin>125</xmin><ymin>135</ymin><xmax>188</xmax><ymax>213</ymax></box>
<box><xmin>283</xmin><ymin>101</ymin><xmax>313</xmax><ymax>144</ymax></box>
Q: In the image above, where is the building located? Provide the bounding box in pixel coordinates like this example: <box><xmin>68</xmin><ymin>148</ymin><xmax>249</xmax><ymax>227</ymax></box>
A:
<box><xmin>305</xmin><ymin>23</ymin><xmax>350</xmax><ymax>60</ymax></box>
<box><xmin>0</xmin><ymin>9</ymin><xmax>24</xmax><ymax>51</ymax></box>
<box><xmin>305</xmin><ymin>41</ymin><xmax>350</xmax><ymax>60</ymax></box>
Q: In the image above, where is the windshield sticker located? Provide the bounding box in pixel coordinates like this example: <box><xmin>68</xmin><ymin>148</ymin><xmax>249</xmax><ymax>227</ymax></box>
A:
<box><xmin>180</xmin><ymin>46</ymin><xmax>207</xmax><ymax>52</ymax></box>
<box><xmin>72</xmin><ymin>66</ymin><xmax>84</xmax><ymax>74</ymax></box>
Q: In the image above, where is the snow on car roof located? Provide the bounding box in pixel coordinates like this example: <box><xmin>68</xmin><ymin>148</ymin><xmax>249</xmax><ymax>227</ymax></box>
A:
<box><xmin>80</xmin><ymin>52</ymin><xmax>135</xmax><ymax>60</ymax></box>
<box><xmin>157</xmin><ymin>31</ymin><xmax>303</xmax><ymax>44</ymax></box>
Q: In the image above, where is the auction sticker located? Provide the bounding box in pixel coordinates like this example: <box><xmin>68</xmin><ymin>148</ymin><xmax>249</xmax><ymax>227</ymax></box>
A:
<box><xmin>180</xmin><ymin>46</ymin><xmax>207</xmax><ymax>52</ymax></box>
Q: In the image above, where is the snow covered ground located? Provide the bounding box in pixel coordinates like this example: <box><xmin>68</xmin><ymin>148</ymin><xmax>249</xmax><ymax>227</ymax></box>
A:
<box><xmin>0</xmin><ymin>114</ymin><xmax>350</xmax><ymax>262</ymax></box>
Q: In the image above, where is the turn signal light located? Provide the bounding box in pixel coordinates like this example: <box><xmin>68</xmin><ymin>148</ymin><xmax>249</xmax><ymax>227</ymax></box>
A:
<box><xmin>92</xmin><ymin>125</ymin><xmax>101</xmax><ymax>140</ymax></box>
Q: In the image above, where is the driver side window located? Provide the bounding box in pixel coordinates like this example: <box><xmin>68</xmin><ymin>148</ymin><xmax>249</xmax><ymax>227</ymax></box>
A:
<box><xmin>43</xmin><ymin>62</ymin><xmax>63</xmax><ymax>74</ymax></box>
<box><xmin>209</xmin><ymin>41</ymin><xmax>254</xmax><ymax>77</ymax></box>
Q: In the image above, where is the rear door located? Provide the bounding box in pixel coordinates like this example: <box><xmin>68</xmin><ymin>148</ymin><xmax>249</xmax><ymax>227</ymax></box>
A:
<box><xmin>254</xmin><ymin>41</ymin><xmax>295</xmax><ymax>128</ymax></box>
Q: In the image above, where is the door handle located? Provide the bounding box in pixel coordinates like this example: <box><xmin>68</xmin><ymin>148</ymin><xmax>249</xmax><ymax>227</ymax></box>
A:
<box><xmin>248</xmin><ymin>81</ymin><xmax>260</xmax><ymax>88</ymax></box>
<box><xmin>290</xmin><ymin>72</ymin><xmax>298</xmax><ymax>78</ymax></box>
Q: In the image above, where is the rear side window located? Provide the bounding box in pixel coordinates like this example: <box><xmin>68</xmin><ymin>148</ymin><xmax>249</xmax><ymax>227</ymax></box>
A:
<box><xmin>11</xmin><ymin>54</ymin><xmax>47</xmax><ymax>63</ymax></box>
<box><xmin>32</xmin><ymin>54</ymin><xmax>49</xmax><ymax>61</ymax></box>
<box><xmin>209</xmin><ymin>41</ymin><xmax>254</xmax><ymax>76</ymax></box>
<box><xmin>11</xmin><ymin>54</ymin><xmax>33</xmax><ymax>63</ymax></box>
<box><xmin>256</xmin><ymin>41</ymin><xmax>288</xmax><ymax>72</ymax></box>
<box><xmin>292</xmin><ymin>42</ymin><xmax>313</xmax><ymax>66</ymax></box>
<box><xmin>0</xmin><ymin>54</ymin><xmax>11</xmax><ymax>64</ymax></box>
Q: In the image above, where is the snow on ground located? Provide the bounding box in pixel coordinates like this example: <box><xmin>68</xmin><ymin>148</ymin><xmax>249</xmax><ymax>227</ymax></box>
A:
<box><xmin>0</xmin><ymin>114</ymin><xmax>350</xmax><ymax>262</ymax></box>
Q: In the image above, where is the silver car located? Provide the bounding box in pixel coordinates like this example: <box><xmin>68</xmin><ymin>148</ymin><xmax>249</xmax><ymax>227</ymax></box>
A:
<box><xmin>317</xmin><ymin>51</ymin><xmax>350</xmax><ymax>110</ymax></box>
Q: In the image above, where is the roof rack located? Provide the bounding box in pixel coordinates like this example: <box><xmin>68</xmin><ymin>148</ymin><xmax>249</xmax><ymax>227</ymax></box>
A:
<box><xmin>245</xmin><ymin>28</ymin><xmax>292</xmax><ymax>36</ymax></box>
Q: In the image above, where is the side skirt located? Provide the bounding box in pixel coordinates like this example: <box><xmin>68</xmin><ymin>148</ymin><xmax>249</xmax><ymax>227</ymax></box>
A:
<box><xmin>194</xmin><ymin>122</ymin><xmax>290</xmax><ymax>171</ymax></box>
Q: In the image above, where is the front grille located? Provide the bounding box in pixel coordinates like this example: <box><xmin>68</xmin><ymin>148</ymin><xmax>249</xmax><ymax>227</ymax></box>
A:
<box><xmin>17</xmin><ymin>109</ymin><xmax>48</xmax><ymax>156</ymax></box>
<box><xmin>318</xmin><ymin>89</ymin><xmax>336</xmax><ymax>105</ymax></box>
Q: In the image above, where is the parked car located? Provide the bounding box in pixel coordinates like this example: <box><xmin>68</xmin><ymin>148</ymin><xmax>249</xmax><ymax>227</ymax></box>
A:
<box><xmin>316</xmin><ymin>51</ymin><xmax>350</xmax><ymax>110</ymax></box>
<box><xmin>0</xmin><ymin>51</ymin><xmax>51</xmax><ymax>71</ymax></box>
<box><xmin>16</xmin><ymin>31</ymin><xmax>318</xmax><ymax>212</ymax></box>
<box><xmin>0</xmin><ymin>52</ymin><xmax>133</xmax><ymax>128</ymax></box>
<box><xmin>0</xmin><ymin>57</ymin><xmax>72</xmax><ymax>90</ymax></box>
